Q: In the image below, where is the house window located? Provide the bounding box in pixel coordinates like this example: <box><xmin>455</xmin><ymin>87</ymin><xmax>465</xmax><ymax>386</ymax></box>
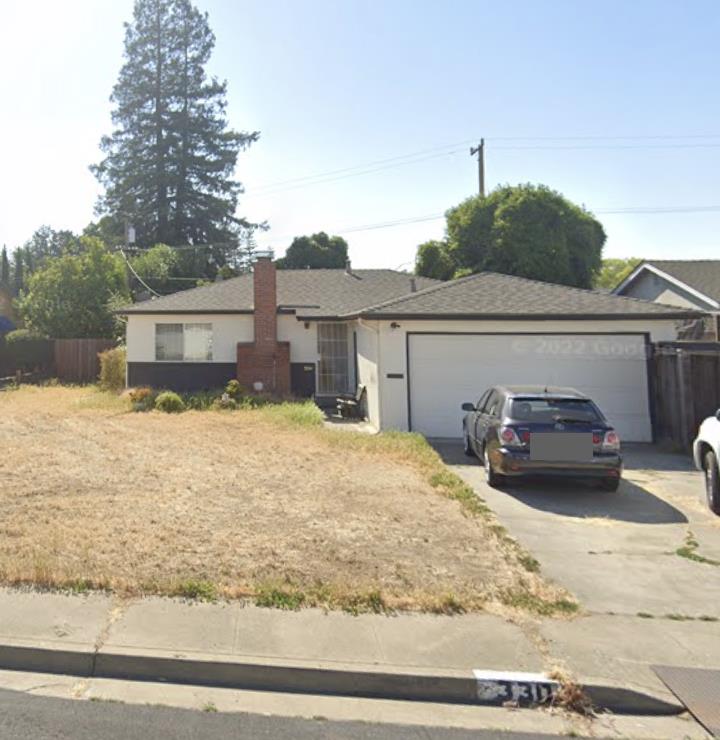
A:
<box><xmin>317</xmin><ymin>323</ymin><xmax>349</xmax><ymax>394</ymax></box>
<box><xmin>155</xmin><ymin>323</ymin><xmax>213</xmax><ymax>361</ymax></box>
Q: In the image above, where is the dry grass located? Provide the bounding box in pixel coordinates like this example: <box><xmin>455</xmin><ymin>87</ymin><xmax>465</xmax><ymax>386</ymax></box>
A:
<box><xmin>0</xmin><ymin>385</ymin><xmax>574</xmax><ymax>614</ymax></box>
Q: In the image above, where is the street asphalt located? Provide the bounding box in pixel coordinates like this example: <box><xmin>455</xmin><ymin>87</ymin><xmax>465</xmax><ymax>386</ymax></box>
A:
<box><xmin>0</xmin><ymin>687</ymin><xmax>569</xmax><ymax>740</ymax></box>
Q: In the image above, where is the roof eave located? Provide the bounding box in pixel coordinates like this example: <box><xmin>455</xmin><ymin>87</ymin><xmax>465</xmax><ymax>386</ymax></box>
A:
<box><xmin>117</xmin><ymin>309</ymin><xmax>254</xmax><ymax>316</ymax></box>
<box><xmin>355</xmin><ymin>311</ymin><xmax>702</xmax><ymax>321</ymax></box>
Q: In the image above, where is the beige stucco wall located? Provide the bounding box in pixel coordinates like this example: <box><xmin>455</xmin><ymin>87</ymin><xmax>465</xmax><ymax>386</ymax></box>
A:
<box><xmin>126</xmin><ymin>313</ymin><xmax>326</xmax><ymax>364</ymax></box>
<box><xmin>277</xmin><ymin>315</ymin><xmax>318</xmax><ymax>363</ymax></box>
<box><xmin>125</xmin><ymin>314</ymin><xmax>254</xmax><ymax>363</ymax></box>
<box><xmin>354</xmin><ymin>320</ymin><xmax>380</xmax><ymax>429</ymax></box>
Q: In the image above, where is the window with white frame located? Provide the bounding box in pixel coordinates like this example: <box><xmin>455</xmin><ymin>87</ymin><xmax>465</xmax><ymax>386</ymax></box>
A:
<box><xmin>155</xmin><ymin>323</ymin><xmax>213</xmax><ymax>361</ymax></box>
<box><xmin>317</xmin><ymin>323</ymin><xmax>349</xmax><ymax>393</ymax></box>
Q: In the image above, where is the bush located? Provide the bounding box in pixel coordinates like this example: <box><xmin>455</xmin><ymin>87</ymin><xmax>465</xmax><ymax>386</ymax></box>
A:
<box><xmin>4</xmin><ymin>329</ymin><xmax>53</xmax><ymax>372</ymax></box>
<box><xmin>211</xmin><ymin>393</ymin><xmax>238</xmax><ymax>411</ymax></box>
<box><xmin>98</xmin><ymin>347</ymin><xmax>126</xmax><ymax>391</ymax></box>
<box><xmin>225</xmin><ymin>379</ymin><xmax>245</xmax><ymax>400</ymax></box>
<box><xmin>128</xmin><ymin>386</ymin><xmax>155</xmax><ymax>411</ymax></box>
<box><xmin>183</xmin><ymin>390</ymin><xmax>221</xmax><ymax>410</ymax></box>
<box><xmin>154</xmin><ymin>391</ymin><xmax>185</xmax><ymax>413</ymax></box>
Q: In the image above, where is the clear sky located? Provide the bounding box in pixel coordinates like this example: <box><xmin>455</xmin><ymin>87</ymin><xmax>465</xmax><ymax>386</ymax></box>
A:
<box><xmin>1</xmin><ymin>0</ymin><xmax>719</xmax><ymax>268</ymax></box>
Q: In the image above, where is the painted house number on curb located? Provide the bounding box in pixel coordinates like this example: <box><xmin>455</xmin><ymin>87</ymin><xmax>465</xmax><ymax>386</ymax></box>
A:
<box><xmin>473</xmin><ymin>670</ymin><xmax>558</xmax><ymax>706</ymax></box>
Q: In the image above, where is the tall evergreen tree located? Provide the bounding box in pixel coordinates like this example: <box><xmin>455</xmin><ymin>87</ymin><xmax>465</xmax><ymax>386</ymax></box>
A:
<box><xmin>13</xmin><ymin>248</ymin><xmax>24</xmax><ymax>296</ymax></box>
<box><xmin>0</xmin><ymin>246</ymin><xmax>10</xmax><ymax>289</ymax></box>
<box><xmin>92</xmin><ymin>0</ymin><xmax>258</xmax><ymax>268</ymax></box>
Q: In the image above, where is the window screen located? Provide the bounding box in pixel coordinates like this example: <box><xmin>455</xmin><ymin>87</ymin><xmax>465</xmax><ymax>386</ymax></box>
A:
<box><xmin>317</xmin><ymin>323</ymin><xmax>349</xmax><ymax>393</ymax></box>
<box><xmin>156</xmin><ymin>324</ymin><xmax>183</xmax><ymax>361</ymax></box>
<box><xmin>184</xmin><ymin>323</ymin><xmax>213</xmax><ymax>361</ymax></box>
<box><xmin>155</xmin><ymin>323</ymin><xmax>213</xmax><ymax>361</ymax></box>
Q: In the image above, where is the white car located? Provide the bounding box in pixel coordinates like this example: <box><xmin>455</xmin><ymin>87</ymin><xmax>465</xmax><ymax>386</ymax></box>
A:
<box><xmin>693</xmin><ymin>412</ymin><xmax>720</xmax><ymax>515</ymax></box>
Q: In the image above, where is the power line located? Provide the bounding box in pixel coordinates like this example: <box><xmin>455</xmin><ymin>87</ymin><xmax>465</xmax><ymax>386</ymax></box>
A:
<box><xmin>493</xmin><ymin>143</ymin><xmax>720</xmax><ymax>150</ymax></box>
<box><xmin>250</xmin><ymin>139</ymin><xmax>478</xmax><ymax>192</ymax></box>
<box><xmin>247</xmin><ymin>148</ymin><xmax>467</xmax><ymax>198</ymax></box>
<box><xmin>260</xmin><ymin>204</ymin><xmax>720</xmax><ymax>244</ymax></box>
<box><xmin>120</xmin><ymin>248</ymin><xmax>163</xmax><ymax>297</ymax></box>
<box><xmin>244</xmin><ymin>134</ymin><xmax>720</xmax><ymax>200</ymax></box>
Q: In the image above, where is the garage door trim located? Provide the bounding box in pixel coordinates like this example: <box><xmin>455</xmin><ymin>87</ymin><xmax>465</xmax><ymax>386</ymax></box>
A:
<box><xmin>405</xmin><ymin>331</ymin><xmax>655</xmax><ymax>440</ymax></box>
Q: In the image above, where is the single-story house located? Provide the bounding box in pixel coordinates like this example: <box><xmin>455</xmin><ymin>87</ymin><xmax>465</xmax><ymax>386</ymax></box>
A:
<box><xmin>613</xmin><ymin>259</ymin><xmax>720</xmax><ymax>339</ymax></box>
<box><xmin>120</xmin><ymin>257</ymin><xmax>700</xmax><ymax>442</ymax></box>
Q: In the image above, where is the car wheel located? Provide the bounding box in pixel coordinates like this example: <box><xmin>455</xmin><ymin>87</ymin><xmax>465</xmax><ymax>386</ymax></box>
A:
<box><xmin>483</xmin><ymin>445</ymin><xmax>505</xmax><ymax>488</ymax></box>
<box><xmin>463</xmin><ymin>425</ymin><xmax>474</xmax><ymax>457</ymax></box>
<box><xmin>599</xmin><ymin>477</ymin><xmax>620</xmax><ymax>492</ymax></box>
<box><xmin>704</xmin><ymin>450</ymin><xmax>720</xmax><ymax>515</ymax></box>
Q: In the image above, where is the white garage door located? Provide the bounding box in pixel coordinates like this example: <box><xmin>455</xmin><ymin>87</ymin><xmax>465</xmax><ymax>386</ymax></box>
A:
<box><xmin>408</xmin><ymin>333</ymin><xmax>652</xmax><ymax>442</ymax></box>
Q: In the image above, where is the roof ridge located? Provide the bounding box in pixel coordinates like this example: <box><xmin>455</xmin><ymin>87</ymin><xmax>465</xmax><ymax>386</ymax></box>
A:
<box><xmin>477</xmin><ymin>270</ymin><xmax>700</xmax><ymax>312</ymax></box>
<box><xmin>354</xmin><ymin>269</ymin><xmax>702</xmax><ymax>317</ymax></box>
<box><xmin>348</xmin><ymin>272</ymin><xmax>483</xmax><ymax>315</ymax></box>
<box><xmin>646</xmin><ymin>258</ymin><xmax>720</xmax><ymax>263</ymax></box>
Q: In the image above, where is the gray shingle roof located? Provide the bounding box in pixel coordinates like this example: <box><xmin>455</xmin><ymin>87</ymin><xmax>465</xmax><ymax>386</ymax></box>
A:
<box><xmin>639</xmin><ymin>260</ymin><xmax>720</xmax><ymax>304</ymax></box>
<box><xmin>351</xmin><ymin>272</ymin><xmax>701</xmax><ymax>319</ymax></box>
<box><xmin>119</xmin><ymin>269</ymin><xmax>439</xmax><ymax>317</ymax></box>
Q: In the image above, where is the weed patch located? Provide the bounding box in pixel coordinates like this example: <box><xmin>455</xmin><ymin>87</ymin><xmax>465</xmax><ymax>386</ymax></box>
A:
<box><xmin>676</xmin><ymin>532</ymin><xmax>720</xmax><ymax>566</ymax></box>
<box><xmin>255</xmin><ymin>586</ymin><xmax>306</xmax><ymax>610</ymax></box>
<box><xmin>501</xmin><ymin>590</ymin><xmax>579</xmax><ymax>617</ymax></box>
<box><xmin>171</xmin><ymin>580</ymin><xmax>217</xmax><ymax>602</ymax></box>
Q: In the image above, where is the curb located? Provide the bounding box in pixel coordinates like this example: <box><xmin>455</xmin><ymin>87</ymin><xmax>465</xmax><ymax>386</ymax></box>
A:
<box><xmin>0</xmin><ymin>642</ymin><xmax>683</xmax><ymax>716</ymax></box>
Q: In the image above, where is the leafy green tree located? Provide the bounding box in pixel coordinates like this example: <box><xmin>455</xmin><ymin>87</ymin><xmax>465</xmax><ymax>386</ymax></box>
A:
<box><xmin>416</xmin><ymin>184</ymin><xmax>606</xmax><ymax>289</ymax></box>
<box><xmin>0</xmin><ymin>246</ymin><xmax>9</xmax><ymax>289</ymax></box>
<box><xmin>92</xmin><ymin>0</ymin><xmax>258</xmax><ymax>264</ymax></box>
<box><xmin>22</xmin><ymin>226</ymin><xmax>80</xmax><ymax>269</ymax></box>
<box><xmin>277</xmin><ymin>232</ymin><xmax>349</xmax><ymax>269</ymax></box>
<box><xmin>594</xmin><ymin>257</ymin><xmax>641</xmax><ymax>290</ymax></box>
<box><xmin>83</xmin><ymin>217</ymin><xmax>126</xmax><ymax>248</ymax></box>
<box><xmin>415</xmin><ymin>240</ymin><xmax>455</xmax><ymax>280</ymax></box>
<box><xmin>129</xmin><ymin>243</ymin><xmax>179</xmax><ymax>293</ymax></box>
<box><xmin>17</xmin><ymin>238</ymin><xmax>129</xmax><ymax>338</ymax></box>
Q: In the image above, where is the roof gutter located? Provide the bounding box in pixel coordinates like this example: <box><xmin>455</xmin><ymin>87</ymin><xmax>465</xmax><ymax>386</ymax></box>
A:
<box><xmin>345</xmin><ymin>311</ymin><xmax>703</xmax><ymax>321</ymax></box>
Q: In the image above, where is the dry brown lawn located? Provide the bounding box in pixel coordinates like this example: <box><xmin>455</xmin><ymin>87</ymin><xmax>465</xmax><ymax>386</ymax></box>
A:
<box><xmin>0</xmin><ymin>385</ymin><xmax>573</xmax><ymax>614</ymax></box>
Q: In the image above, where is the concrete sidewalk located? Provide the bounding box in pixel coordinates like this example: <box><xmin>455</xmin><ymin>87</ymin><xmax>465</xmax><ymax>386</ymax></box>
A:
<box><xmin>0</xmin><ymin>587</ymin><xmax>711</xmax><ymax>714</ymax></box>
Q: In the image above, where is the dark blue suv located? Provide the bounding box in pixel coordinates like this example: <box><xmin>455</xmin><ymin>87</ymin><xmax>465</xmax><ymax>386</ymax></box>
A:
<box><xmin>461</xmin><ymin>385</ymin><xmax>622</xmax><ymax>491</ymax></box>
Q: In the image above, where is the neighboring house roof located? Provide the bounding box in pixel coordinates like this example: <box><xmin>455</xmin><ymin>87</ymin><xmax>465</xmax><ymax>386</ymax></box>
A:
<box><xmin>119</xmin><ymin>269</ymin><xmax>439</xmax><ymax>317</ymax></box>
<box><xmin>614</xmin><ymin>259</ymin><xmax>720</xmax><ymax>309</ymax></box>
<box><xmin>346</xmin><ymin>272</ymin><xmax>700</xmax><ymax>320</ymax></box>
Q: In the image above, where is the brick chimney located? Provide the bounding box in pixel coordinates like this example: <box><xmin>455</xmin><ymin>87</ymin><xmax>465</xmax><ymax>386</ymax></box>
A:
<box><xmin>253</xmin><ymin>256</ymin><xmax>278</xmax><ymax>351</ymax></box>
<box><xmin>236</xmin><ymin>257</ymin><xmax>291</xmax><ymax>396</ymax></box>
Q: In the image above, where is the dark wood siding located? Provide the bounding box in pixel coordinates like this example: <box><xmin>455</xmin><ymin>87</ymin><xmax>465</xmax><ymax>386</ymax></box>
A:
<box><xmin>127</xmin><ymin>362</ymin><xmax>237</xmax><ymax>391</ymax></box>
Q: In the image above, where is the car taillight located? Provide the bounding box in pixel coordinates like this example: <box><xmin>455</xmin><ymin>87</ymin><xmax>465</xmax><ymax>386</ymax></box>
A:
<box><xmin>519</xmin><ymin>430</ymin><xmax>531</xmax><ymax>444</ymax></box>
<box><xmin>592</xmin><ymin>432</ymin><xmax>602</xmax><ymax>445</ymax></box>
<box><xmin>500</xmin><ymin>426</ymin><xmax>521</xmax><ymax>445</ymax></box>
<box><xmin>602</xmin><ymin>430</ymin><xmax>620</xmax><ymax>450</ymax></box>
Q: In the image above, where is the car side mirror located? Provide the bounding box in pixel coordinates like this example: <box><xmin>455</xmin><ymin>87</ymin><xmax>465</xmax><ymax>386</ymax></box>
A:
<box><xmin>461</xmin><ymin>402</ymin><xmax>475</xmax><ymax>412</ymax></box>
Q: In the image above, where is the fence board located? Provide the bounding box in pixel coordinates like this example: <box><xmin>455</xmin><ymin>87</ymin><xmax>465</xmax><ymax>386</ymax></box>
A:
<box><xmin>54</xmin><ymin>339</ymin><xmax>115</xmax><ymax>384</ymax></box>
<box><xmin>652</xmin><ymin>343</ymin><xmax>720</xmax><ymax>450</ymax></box>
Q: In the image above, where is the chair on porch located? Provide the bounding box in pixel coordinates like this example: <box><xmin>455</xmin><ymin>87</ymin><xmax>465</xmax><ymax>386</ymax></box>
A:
<box><xmin>336</xmin><ymin>384</ymin><xmax>366</xmax><ymax>419</ymax></box>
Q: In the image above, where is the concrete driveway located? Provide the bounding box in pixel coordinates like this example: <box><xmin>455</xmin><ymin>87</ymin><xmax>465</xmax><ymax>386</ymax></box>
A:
<box><xmin>433</xmin><ymin>442</ymin><xmax>720</xmax><ymax>618</ymax></box>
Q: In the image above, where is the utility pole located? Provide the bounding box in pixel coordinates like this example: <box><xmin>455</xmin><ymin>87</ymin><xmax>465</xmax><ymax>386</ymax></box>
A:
<box><xmin>470</xmin><ymin>139</ymin><xmax>485</xmax><ymax>197</ymax></box>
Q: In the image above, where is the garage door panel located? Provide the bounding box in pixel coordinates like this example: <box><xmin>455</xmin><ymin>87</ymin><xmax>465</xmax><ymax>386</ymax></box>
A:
<box><xmin>408</xmin><ymin>334</ymin><xmax>651</xmax><ymax>442</ymax></box>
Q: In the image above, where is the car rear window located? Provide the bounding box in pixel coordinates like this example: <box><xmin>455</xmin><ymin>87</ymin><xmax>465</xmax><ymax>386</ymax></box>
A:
<box><xmin>508</xmin><ymin>398</ymin><xmax>602</xmax><ymax>423</ymax></box>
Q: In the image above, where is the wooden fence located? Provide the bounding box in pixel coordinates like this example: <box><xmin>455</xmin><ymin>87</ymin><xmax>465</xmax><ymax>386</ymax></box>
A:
<box><xmin>652</xmin><ymin>342</ymin><xmax>720</xmax><ymax>449</ymax></box>
<box><xmin>54</xmin><ymin>338</ymin><xmax>116</xmax><ymax>384</ymax></box>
